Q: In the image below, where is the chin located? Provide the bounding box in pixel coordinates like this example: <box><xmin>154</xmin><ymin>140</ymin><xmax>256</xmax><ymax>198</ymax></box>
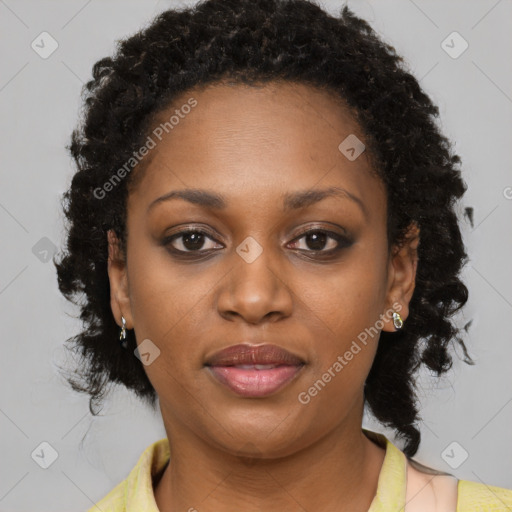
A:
<box><xmin>208</xmin><ymin>408</ymin><xmax>308</xmax><ymax>458</ymax></box>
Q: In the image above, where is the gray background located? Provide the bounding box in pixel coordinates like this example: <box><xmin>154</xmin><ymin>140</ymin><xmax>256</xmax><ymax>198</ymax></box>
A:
<box><xmin>0</xmin><ymin>0</ymin><xmax>511</xmax><ymax>510</ymax></box>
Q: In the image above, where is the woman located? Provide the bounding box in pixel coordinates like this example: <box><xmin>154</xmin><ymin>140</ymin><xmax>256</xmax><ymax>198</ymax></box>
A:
<box><xmin>54</xmin><ymin>0</ymin><xmax>512</xmax><ymax>510</ymax></box>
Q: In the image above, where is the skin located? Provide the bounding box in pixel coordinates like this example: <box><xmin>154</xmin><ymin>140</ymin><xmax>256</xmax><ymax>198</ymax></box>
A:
<box><xmin>107</xmin><ymin>81</ymin><xmax>420</xmax><ymax>512</ymax></box>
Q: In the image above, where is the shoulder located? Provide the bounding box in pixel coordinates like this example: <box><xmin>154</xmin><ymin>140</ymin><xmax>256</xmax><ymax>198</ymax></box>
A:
<box><xmin>86</xmin><ymin>437</ymin><xmax>169</xmax><ymax>512</ymax></box>
<box><xmin>405</xmin><ymin>459</ymin><xmax>459</xmax><ymax>511</ymax></box>
<box><xmin>457</xmin><ymin>479</ymin><xmax>512</xmax><ymax>511</ymax></box>
<box><xmin>86</xmin><ymin>478</ymin><xmax>127</xmax><ymax>512</ymax></box>
<box><xmin>406</xmin><ymin>458</ymin><xmax>512</xmax><ymax>512</ymax></box>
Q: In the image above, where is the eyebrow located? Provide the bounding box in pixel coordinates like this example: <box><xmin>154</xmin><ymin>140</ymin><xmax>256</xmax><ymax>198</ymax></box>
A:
<box><xmin>147</xmin><ymin>186</ymin><xmax>367</xmax><ymax>218</ymax></box>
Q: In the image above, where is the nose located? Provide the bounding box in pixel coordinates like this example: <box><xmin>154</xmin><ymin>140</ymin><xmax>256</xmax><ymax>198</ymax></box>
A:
<box><xmin>216</xmin><ymin>243</ymin><xmax>293</xmax><ymax>325</ymax></box>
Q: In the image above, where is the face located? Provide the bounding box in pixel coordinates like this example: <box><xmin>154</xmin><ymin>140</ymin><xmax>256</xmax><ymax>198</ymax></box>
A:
<box><xmin>108</xmin><ymin>81</ymin><xmax>419</xmax><ymax>459</ymax></box>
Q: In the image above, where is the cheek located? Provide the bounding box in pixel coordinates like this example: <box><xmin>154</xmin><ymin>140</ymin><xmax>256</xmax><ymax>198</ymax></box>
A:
<box><xmin>126</xmin><ymin>245</ymin><xmax>215</xmax><ymax>374</ymax></box>
<box><xmin>295</xmin><ymin>278</ymin><xmax>381</xmax><ymax>419</ymax></box>
<box><xmin>301</xmin><ymin>257</ymin><xmax>385</xmax><ymax>337</ymax></box>
<box><xmin>294</xmin><ymin>252</ymin><xmax>386</xmax><ymax>384</ymax></box>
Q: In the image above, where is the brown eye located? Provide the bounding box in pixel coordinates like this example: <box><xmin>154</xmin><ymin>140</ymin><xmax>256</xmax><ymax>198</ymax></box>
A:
<box><xmin>165</xmin><ymin>230</ymin><xmax>222</xmax><ymax>253</ymax></box>
<box><xmin>288</xmin><ymin>229</ymin><xmax>353</xmax><ymax>255</ymax></box>
<box><xmin>163</xmin><ymin>227</ymin><xmax>352</xmax><ymax>260</ymax></box>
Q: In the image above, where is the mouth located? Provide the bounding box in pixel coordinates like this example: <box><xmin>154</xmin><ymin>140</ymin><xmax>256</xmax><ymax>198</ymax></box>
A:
<box><xmin>204</xmin><ymin>344</ymin><xmax>306</xmax><ymax>398</ymax></box>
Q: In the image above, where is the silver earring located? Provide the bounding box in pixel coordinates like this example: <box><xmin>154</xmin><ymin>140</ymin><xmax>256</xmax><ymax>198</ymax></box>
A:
<box><xmin>119</xmin><ymin>316</ymin><xmax>128</xmax><ymax>349</ymax></box>
<box><xmin>392</xmin><ymin>311</ymin><xmax>404</xmax><ymax>330</ymax></box>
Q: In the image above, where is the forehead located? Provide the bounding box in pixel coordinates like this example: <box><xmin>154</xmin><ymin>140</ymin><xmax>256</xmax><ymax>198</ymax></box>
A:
<box><xmin>129</xmin><ymin>81</ymin><xmax>386</xmax><ymax>218</ymax></box>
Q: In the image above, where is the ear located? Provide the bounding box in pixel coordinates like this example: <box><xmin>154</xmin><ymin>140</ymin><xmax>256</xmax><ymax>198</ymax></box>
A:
<box><xmin>107</xmin><ymin>229</ymin><xmax>133</xmax><ymax>329</ymax></box>
<box><xmin>382</xmin><ymin>222</ymin><xmax>420</xmax><ymax>332</ymax></box>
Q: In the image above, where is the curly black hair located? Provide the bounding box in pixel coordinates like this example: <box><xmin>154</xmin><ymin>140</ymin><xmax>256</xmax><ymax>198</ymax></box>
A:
<box><xmin>53</xmin><ymin>0</ymin><xmax>475</xmax><ymax>458</ymax></box>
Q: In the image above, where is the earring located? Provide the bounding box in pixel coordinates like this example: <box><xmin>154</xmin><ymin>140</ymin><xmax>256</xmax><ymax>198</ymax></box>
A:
<box><xmin>392</xmin><ymin>311</ymin><xmax>404</xmax><ymax>330</ymax></box>
<box><xmin>119</xmin><ymin>316</ymin><xmax>128</xmax><ymax>349</ymax></box>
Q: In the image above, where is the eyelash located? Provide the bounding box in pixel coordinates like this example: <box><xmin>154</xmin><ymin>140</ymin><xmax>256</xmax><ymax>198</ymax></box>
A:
<box><xmin>162</xmin><ymin>227</ymin><xmax>353</xmax><ymax>259</ymax></box>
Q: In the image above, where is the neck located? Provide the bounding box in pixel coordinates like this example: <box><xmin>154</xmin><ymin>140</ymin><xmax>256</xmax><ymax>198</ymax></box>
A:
<box><xmin>154</xmin><ymin>414</ymin><xmax>386</xmax><ymax>512</ymax></box>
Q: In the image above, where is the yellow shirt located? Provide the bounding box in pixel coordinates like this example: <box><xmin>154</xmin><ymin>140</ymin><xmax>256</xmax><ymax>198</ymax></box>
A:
<box><xmin>88</xmin><ymin>429</ymin><xmax>512</xmax><ymax>511</ymax></box>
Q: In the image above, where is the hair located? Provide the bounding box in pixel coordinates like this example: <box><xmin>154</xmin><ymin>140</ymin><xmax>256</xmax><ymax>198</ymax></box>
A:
<box><xmin>54</xmin><ymin>0</ymin><xmax>474</xmax><ymax>457</ymax></box>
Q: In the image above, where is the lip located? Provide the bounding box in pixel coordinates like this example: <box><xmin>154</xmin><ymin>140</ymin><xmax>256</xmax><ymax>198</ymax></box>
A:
<box><xmin>205</xmin><ymin>344</ymin><xmax>305</xmax><ymax>397</ymax></box>
<box><xmin>205</xmin><ymin>343</ymin><xmax>305</xmax><ymax>367</ymax></box>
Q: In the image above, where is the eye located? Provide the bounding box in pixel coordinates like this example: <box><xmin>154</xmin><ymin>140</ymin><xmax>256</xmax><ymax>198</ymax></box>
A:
<box><xmin>163</xmin><ymin>227</ymin><xmax>352</xmax><ymax>258</ymax></box>
<box><xmin>164</xmin><ymin>229</ymin><xmax>223</xmax><ymax>254</ymax></box>
<box><xmin>288</xmin><ymin>229</ymin><xmax>352</xmax><ymax>254</ymax></box>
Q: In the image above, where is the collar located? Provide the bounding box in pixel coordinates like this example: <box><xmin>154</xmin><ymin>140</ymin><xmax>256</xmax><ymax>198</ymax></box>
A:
<box><xmin>93</xmin><ymin>428</ymin><xmax>407</xmax><ymax>512</ymax></box>
<box><xmin>363</xmin><ymin>428</ymin><xmax>407</xmax><ymax>511</ymax></box>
